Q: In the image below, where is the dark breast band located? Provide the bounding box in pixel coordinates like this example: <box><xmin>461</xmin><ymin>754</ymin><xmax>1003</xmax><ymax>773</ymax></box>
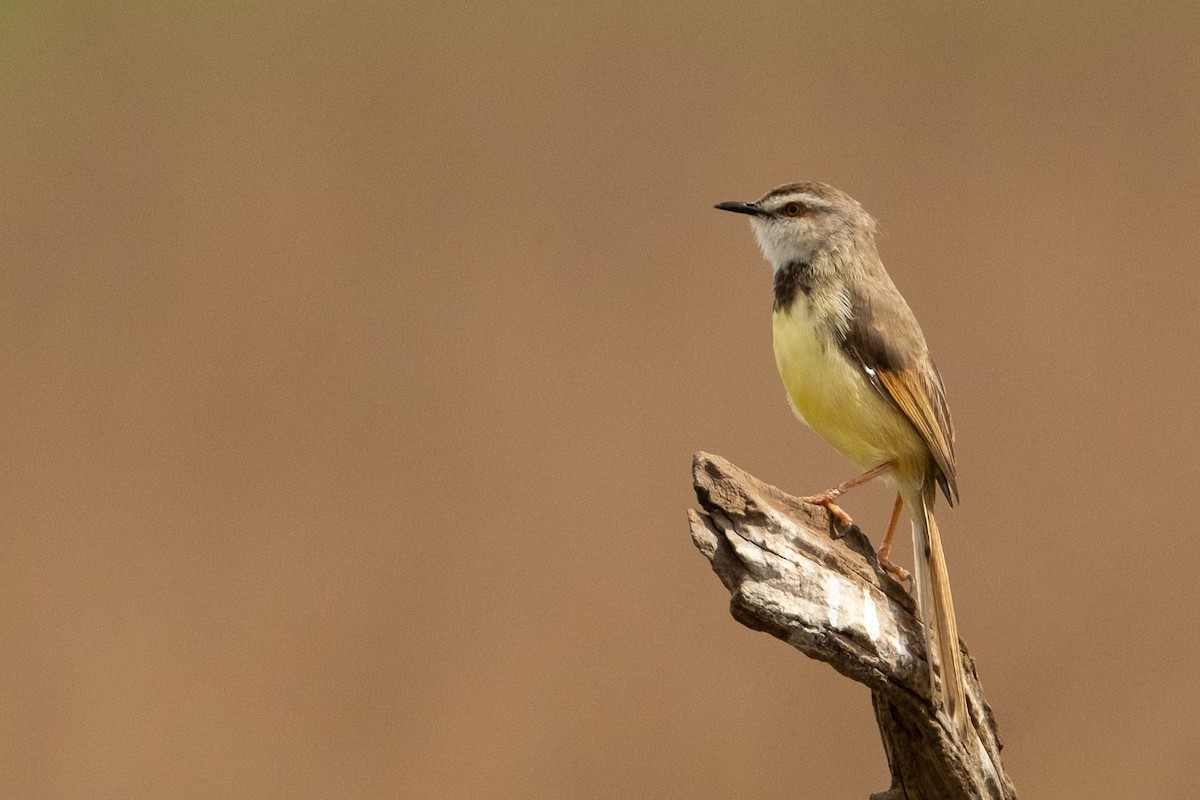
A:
<box><xmin>773</xmin><ymin>260</ymin><xmax>813</xmax><ymax>311</ymax></box>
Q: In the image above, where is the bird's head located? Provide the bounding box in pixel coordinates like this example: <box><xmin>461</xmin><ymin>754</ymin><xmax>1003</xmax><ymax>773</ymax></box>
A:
<box><xmin>715</xmin><ymin>181</ymin><xmax>876</xmax><ymax>271</ymax></box>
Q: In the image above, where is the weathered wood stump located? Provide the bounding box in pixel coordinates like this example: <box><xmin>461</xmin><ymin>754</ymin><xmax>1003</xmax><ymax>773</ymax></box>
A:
<box><xmin>688</xmin><ymin>452</ymin><xmax>1017</xmax><ymax>800</ymax></box>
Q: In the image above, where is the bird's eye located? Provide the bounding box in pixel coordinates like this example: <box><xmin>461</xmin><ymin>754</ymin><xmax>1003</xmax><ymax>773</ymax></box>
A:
<box><xmin>782</xmin><ymin>203</ymin><xmax>803</xmax><ymax>217</ymax></box>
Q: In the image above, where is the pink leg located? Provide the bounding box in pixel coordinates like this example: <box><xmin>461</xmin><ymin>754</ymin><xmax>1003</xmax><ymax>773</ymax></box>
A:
<box><xmin>797</xmin><ymin>462</ymin><xmax>894</xmax><ymax>531</ymax></box>
<box><xmin>876</xmin><ymin>493</ymin><xmax>910</xmax><ymax>582</ymax></box>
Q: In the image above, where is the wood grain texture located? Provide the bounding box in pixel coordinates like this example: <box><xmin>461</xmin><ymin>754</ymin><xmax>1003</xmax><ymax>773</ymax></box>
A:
<box><xmin>688</xmin><ymin>452</ymin><xmax>1016</xmax><ymax>800</ymax></box>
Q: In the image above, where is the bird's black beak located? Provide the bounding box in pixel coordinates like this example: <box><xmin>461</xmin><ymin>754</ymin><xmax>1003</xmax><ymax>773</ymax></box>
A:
<box><xmin>714</xmin><ymin>200</ymin><xmax>767</xmax><ymax>217</ymax></box>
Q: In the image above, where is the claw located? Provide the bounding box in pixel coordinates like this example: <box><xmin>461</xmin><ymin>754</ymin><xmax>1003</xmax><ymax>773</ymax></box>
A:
<box><xmin>879</xmin><ymin>557</ymin><xmax>911</xmax><ymax>584</ymax></box>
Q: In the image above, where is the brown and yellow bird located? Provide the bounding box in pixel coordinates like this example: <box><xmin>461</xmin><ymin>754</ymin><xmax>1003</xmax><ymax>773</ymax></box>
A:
<box><xmin>716</xmin><ymin>182</ymin><xmax>968</xmax><ymax>737</ymax></box>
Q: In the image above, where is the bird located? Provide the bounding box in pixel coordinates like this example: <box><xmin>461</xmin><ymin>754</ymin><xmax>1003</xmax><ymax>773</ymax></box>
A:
<box><xmin>715</xmin><ymin>181</ymin><xmax>968</xmax><ymax>737</ymax></box>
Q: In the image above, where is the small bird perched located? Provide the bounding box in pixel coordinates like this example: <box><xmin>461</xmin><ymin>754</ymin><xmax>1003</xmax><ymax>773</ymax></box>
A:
<box><xmin>715</xmin><ymin>182</ymin><xmax>968</xmax><ymax>737</ymax></box>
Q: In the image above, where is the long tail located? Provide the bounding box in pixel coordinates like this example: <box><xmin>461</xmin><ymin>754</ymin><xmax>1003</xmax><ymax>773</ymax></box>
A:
<box><xmin>908</xmin><ymin>482</ymin><xmax>968</xmax><ymax>737</ymax></box>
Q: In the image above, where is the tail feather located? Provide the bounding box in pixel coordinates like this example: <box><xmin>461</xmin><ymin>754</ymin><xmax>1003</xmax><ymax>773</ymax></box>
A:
<box><xmin>909</xmin><ymin>484</ymin><xmax>968</xmax><ymax>738</ymax></box>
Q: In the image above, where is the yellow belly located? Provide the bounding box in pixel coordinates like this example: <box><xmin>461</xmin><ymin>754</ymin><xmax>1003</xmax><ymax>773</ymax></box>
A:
<box><xmin>772</xmin><ymin>303</ymin><xmax>926</xmax><ymax>475</ymax></box>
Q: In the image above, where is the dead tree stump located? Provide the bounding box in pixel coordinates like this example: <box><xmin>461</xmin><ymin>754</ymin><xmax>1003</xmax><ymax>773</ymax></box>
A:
<box><xmin>688</xmin><ymin>452</ymin><xmax>1017</xmax><ymax>800</ymax></box>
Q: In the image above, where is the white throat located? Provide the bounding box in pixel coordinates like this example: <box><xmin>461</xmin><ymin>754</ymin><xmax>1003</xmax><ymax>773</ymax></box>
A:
<box><xmin>749</xmin><ymin>218</ymin><xmax>816</xmax><ymax>273</ymax></box>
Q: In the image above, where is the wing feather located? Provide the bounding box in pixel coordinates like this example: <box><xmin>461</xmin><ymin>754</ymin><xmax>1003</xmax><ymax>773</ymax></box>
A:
<box><xmin>839</xmin><ymin>281</ymin><xmax>958</xmax><ymax>505</ymax></box>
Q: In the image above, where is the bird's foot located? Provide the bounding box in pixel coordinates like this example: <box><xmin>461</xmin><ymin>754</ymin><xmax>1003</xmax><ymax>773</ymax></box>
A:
<box><xmin>797</xmin><ymin>491</ymin><xmax>856</xmax><ymax>538</ymax></box>
<box><xmin>876</xmin><ymin>532</ymin><xmax>912</xmax><ymax>585</ymax></box>
<box><xmin>878</xmin><ymin>555</ymin><xmax>911</xmax><ymax>584</ymax></box>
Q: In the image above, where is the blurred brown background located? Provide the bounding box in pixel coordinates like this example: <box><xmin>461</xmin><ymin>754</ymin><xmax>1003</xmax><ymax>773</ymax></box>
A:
<box><xmin>3</xmin><ymin>2</ymin><xmax>1198</xmax><ymax>798</ymax></box>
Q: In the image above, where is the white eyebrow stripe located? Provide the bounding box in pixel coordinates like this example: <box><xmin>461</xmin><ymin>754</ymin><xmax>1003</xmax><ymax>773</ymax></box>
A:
<box><xmin>768</xmin><ymin>193</ymin><xmax>834</xmax><ymax>214</ymax></box>
<box><xmin>796</xmin><ymin>194</ymin><xmax>835</xmax><ymax>211</ymax></box>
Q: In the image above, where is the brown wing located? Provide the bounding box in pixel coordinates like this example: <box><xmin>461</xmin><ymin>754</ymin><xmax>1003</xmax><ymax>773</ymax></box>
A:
<box><xmin>839</xmin><ymin>282</ymin><xmax>959</xmax><ymax>505</ymax></box>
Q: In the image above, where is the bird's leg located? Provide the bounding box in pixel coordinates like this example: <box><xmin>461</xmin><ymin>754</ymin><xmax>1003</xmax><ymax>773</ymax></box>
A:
<box><xmin>798</xmin><ymin>462</ymin><xmax>894</xmax><ymax>534</ymax></box>
<box><xmin>876</xmin><ymin>493</ymin><xmax>911</xmax><ymax>582</ymax></box>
